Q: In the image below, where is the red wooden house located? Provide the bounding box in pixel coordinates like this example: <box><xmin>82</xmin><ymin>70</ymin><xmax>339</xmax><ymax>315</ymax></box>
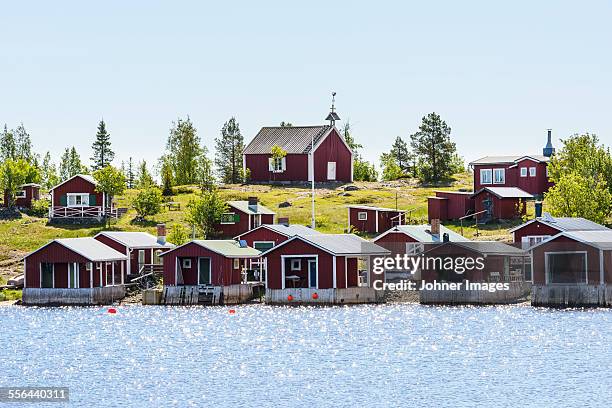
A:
<box><xmin>529</xmin><ymin>230</ymin><xmax>612</xmax><ymax>307</ymax></box>
<box><xmin>469</xmin><ymin>130</ymin><xmax>556</xmax><ymax>196</ymax></box>
<box><xmin>347</xmin><ymin>205</ymin><xmax>406</xmax><ymax>234</ymax></box>
<box><xmin>509</xmin><ymin>213</ymin><xmax>610</xmax><ymax>249</ymax></box>
<box><xmin>235</xmin><ymin>223</ymin><xmax>321</xmax><ymax>252</ymax></box>
<box><xmin>161</xmin><ymin>240</ymin><xmax>260</xmax><ymax>287</ymax></box>
<box><xmin>3</xmin><ymin>183</ymin><xmax>40</xmax><ymax>209</ymax></box>
<box><xmin>214</xmin><ymin>197</ymin><xmax>275</xmax><ymax>238</ymax></box>
<box><xmin>427</xmin><ymin>191</ymin><xmax>474</xmax><ymax>222</ymax></box>
<box><xmin>49</xmin><ymin>174</ymin><xmax>106</xmax><ymax>221</ymax></box>
<box><xmin>243</xmin><ymin>125</ymin><xmax>353</xmax><ymax>183</ymax></box>
<box><xmin>373</xmin><ymin>222</ymin><xmax>468</xmax><ymax>254</ymax></box>
<box><xmin>471</xmin><ymin>187</ymin><xmax>533</xmax><ymax>220</ymax></box>
<box><xmin>94</xmin><ymin>225</ymin><xmax>175</xmax><ymax>278</ymax></box>
<box><xmin>22</xmin><ymin>237</ymin><xmax>128</xmax><ymax>305</ymax></box>
<box><xmin>261</xmin><ymin>234</ymin><xmax>390</xmax><ymax>304</ymax></box>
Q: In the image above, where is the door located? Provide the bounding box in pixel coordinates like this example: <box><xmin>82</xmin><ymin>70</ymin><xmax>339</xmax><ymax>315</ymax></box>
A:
<box><xmin>198</xmin><ymin>258</ymin><xmax>211</xmax><ymax>285</ymax></box>
<box><xmin>308</xmin><ymin>260</ymin><xmax>317</xmax><ymax>288</ymax></box>
<box><xmin>138</xmin><ymin>250</ymin><xmax>146</xmax><ymax>272</ymax></box>
<box><xmin>327</xmin><ymin>162</ymin><xmax>336</xmax><ymax>180</ymax></box>
<box><xmin>41</xmin><ymin>263</ymin><xmax>54</xmax><ymax>288</ymax></box>
<box><xmin>68</xmin><ymin>262</ymin><xmax>79</xmax><ymax>288</ymax></box>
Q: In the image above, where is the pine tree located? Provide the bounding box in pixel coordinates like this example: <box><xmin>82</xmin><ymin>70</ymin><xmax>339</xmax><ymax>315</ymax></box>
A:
<box><xmin>195</xmin><ymin>148</ymin><xmax>215</xmax><ymax>193</ymax></box>
<box><xmin>41</xmin><ymin>152</ymin><xmax>59</xmax><ymax>189</ymax></box>
<box><xmin>126</xmin><ymin>157</ymin><xmax>135</xmax><ymax>189</ymax></box>
<box><xmin>390</xmin><ymin>136</ymin><xmax>414</xmax><ymax>176</ymax></box>
<box><xmin>91</xmin><ymin>119</ymin><xmax>115</xmax><ymax>171</ymax></box>
<box><xmin>160</xmin><ymin>157</ymin><xmax>174</xmax><ymax>196</ymax></box>
<box><xmin>214</xmin><ymin>117</ymin><xmax>244</xmax><ymax>184</ymax></box>
<box><xmin>59</xmin><ymin>147</ymin><xmax>86</xmax><ymax>181</ymax></box>
<box><xmin>14</xmin><ymin>123</ymin><xmax>33</xmax><ymax>163</ymax></box>
<box><xmin>410</xmin><ymin>112</ymin><xmax>457</xmax><ymax>183</ymax></box>
<box><xmin>137</xmin><ymin>160</ymin><xmax>154</xmax><ymax>188</ymax></box>
<box><xmin>0</xmin><ymin>125</ymin><xmax>16</xmax><ymax>162</ymax></box>
<box><xmin>166</xmin><ymin>117</ymin><xmax>201</xmax><ymax>185</ymax></box>
<box><xmin>342</xmin><ymin>122</ymin><xmax>362</xmax><ymax>154</ymax></box>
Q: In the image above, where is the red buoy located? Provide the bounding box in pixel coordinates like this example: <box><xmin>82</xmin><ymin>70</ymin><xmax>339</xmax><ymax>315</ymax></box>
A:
<box><xmin>107</xmin><ymin>308</ymin><xmax>117</xmax><ymax>314</ymax></box>
<box><xmin>312</xmin><ymin>293</ymin><xmax>319</xmax><ymax>300</ymax></box>
<box><xmin>229</xmin><ymin>309</ymin><xmax>236</xmax><ymax>314</ymax></box>
<box><xmin>287</xmin><ymin>295</ymin><xmax>294</xmax><ymax>301</ymax></box>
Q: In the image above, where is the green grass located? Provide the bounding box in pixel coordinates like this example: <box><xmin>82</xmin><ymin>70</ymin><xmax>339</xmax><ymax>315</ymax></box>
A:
<box><xmin>0</xmin><ymin>172</ymin><xmax>518</xmax><ymax>254</ymax></box>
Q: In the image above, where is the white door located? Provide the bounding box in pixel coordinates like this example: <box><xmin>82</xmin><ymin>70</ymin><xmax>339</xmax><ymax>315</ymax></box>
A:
<box><xmin>327</xmin><ymin>162</ymin><xmax>336</xmax><ymax>180</ymax></box>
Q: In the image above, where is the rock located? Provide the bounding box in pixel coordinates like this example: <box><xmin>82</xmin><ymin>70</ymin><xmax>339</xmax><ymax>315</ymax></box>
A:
<box><xmin>338</xmin><ymin>192</ymin><xmax>352</xmax><ymax>197</ymax></box>
<box><xmin>344</xmin><ymin>185</ymin><xmax>360</xmax><ymax>191</ymax></box>
<box><xmin>278</xmin><ymin>201</ymin><xmax>292</xmax><ymax>208</ymax></box>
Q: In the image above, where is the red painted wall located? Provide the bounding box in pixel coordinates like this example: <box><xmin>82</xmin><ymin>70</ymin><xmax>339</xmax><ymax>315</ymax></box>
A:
<box><xmin>427</xmin><ymin>198</ymin><xmax>448</xmax><ymax>222</ymax></box>
<box><xmin>236</xmin><ymin>227</ymin><xmax>289</xmax><ymax>247</ymax></box>
<box><xmin>346</xmin><ymin>258</ymin><xmax>359</xmax><ymax>287</ymax></box>
<box><xmin>512</xmin><ymin>221</ymin><xmax>561</xmax><ymax>244</ymax></box>
<box><xmin>52</xmin><ymin>177</ymin><xmax>102</xmax><ymax>207</ymax></box>
<box><xmin>162</xmin><ymin>242</ymin><xmax>244</xmax><ymax>286</ymax></box>
<box><xmin>349</xmin><ymin>208</ymin><xmax>402</xmax><ymax>234</ymax></box>
<box><xmin>93</xmin><ymin>235</ymin><xmax>158</xmax><ymax>275</ymax></box>
<box><xmin>4</xmin><ymin>185</ymin><xmax>39</xmax><ymax>208</ymax></box>
<box><xmin>313</xmin><ymin>128</ymin><xmax>352</xmax><ymax>182</ymax></box>
<box><xmin>473</xmin><ymin>160</ymin><xmax>552</xmax><ymax>196</ymax></box>
<box><xmin>246</xmin><ymin>153</ymin><xmax>309</xmax><ymax>182</ymax></box>
<box><xmin>473</xmin><ymin>191</ymin><xmax>526</xmax><ymax>219</ymax></box>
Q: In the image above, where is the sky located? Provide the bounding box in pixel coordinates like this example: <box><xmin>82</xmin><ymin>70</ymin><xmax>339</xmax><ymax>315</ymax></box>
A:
<box><xmin>1</xmin><ymin>0</ymin><xmax>611</xmax><ymax>173</ymax></box>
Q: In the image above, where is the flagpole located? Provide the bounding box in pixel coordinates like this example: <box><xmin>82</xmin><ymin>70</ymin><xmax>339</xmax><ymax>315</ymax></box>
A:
<box><xmin>311</xmin><ymin>132</ymin><xmax>315</xmax><ymax>229</ymax></box>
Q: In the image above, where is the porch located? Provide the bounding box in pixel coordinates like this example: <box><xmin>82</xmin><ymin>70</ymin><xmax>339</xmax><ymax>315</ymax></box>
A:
<box><xmin>49</xmin><ymin>206</ymin><xmax>124</xmax><ymax>219</ymax></box>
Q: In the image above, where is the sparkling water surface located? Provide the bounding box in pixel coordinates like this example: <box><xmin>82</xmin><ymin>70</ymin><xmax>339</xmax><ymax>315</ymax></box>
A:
<box><xmin>1</xmin><ymin>304</ymin><xmax>610</xmax><ymax>407</ymax></box>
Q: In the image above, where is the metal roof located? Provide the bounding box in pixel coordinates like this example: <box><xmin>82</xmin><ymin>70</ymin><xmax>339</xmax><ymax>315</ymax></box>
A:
<box><xmin>469</xmin><ymin>155</ymin><xmax>550</xmax><ymax>165</ymax></box>
<box><xmin>472</xmin><ymin>187</ymin><xmax>533</xmax><ymax>199</ymax></box>
<box><xmin>509</xmin><ymin>215</ymin><xmax>610</xmax><ymax>233</ymax></box>
<box><xmin>243</xmin><ymin>126</ymin><xmax>331</xmax><ymax>154</ymax></box>
<box><xmin>296</xmin><ymin>234</ymin><xmax>390</xmax><ymax>256</ymax></box>
<box><xmin>447</xmin><ymin>241</ymin><xmax>525</xmax><ymax>256</ymax></box>
<box><xmin>192</xmin><ymin>240</ymin><xmax>261</xmax><ymax>257</ymax></box>
<box><xmin>228</xmin><ymin>201</ymin><xmax>276</xmax><ymax>215</ymax></box>
<box><xmin>529</xmin><ymin>230</ymin><xmax>612</xmax><ymax>251</ymax></box>
<box><xmin>347</xmin><ymin>205</ymin><xmax>406</xmax><ymax>213</ymax></box>
<box><xmin>95</xmin><ymin>231</ymin><xmax>175</xmax><ymax>249</ymax></box>
<box><xmin>54</xmin><ymin>238</ymin><xmax>127</xmax><ymax>261</ymax></box>
<box><xmin>381</xmin><ymin>224</ymin><xmax>469</xmax><ymax>243</ymax></box>
<box><xmin>263</xmin><ymin>224</ymin><xmax>322</xmax><ymax>237</ymax></box>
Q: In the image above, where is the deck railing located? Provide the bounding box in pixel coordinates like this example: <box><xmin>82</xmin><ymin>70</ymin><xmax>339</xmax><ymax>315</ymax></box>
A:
<box><xmin>49</xmin><ymin>206</ymin><xmax>122</xmax><ymax>219</ymax></box>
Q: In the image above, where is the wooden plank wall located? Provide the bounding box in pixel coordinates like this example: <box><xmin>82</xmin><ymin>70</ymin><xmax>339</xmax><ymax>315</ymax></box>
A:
<box><xmin>531</xmin><ymin>284</ymin><xmax>612</xmax><ymax>307</ymax></box>
<box><xmin>266</xmin><ymin>287</ymin><xmax>384</xmax><ymax>305</ymax></box>
<box><xmin>22</xmin><ymin>287</ymin><xmax>126</xmax><ymax>306</ymax></box>
<box><xmin>419</xmin><ymin>282</ymin><xmax>528</xmax><ymax>305</ymax></box>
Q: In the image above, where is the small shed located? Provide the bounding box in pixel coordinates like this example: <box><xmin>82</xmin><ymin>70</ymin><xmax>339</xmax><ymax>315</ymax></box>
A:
<box><xmin>3</xmin><ymin>183</ymin><xmax>41</xmax><ymax>209</ymax></box>
<box><xmin>49</xmin><ymin>174</ymin><xmax>105</xmax><ymax>220</ymax></box>
<box><xmin>427</xmin><ymin>191</ymin><xmax>474</xmax><ymax>222</ymax></box>
<box><xmin>471</xmin><ymin>187</ymin><xmax>533</xmax><ymax>220</ymax></box>
<box><xmin>214</xmin><ymin>197</ymin><xmax>276</xmax><ymax>238</ymax></box>
<box><xmin>347</xmin><ymin>205</ymin><xmax>406</xmax><ymax>234</ymax></box>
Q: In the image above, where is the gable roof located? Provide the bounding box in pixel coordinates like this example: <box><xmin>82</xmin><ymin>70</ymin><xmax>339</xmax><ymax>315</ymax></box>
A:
<box><xmin>243</xmin><ymin>125</ymin><xmax>332</xmax><ymax>154</ymax></box>
<box><xmin>529</xmin><ymin>230</ymin><xmax>612</xmax><ymax>251</ymax></box>
<box><xmin>469</xmin><ymin>155</ymin><xmax>550</xmax><ymax>166</ymax></box>
<box><xmin>443</xmin><ymin>241</ymin><xmax>525</xmax><ymax>256</ymax></box>
<box><xmin>261</xmin><ymin>234</ymin><xmax>390</xmax><ymax>257</ymax></box>
<box><xmin>94</xmin><ymin>231</ymin><xmax>175</xmax><ymax>249</ymax></box>
<box><xmin>26</xmin><ymin>237</ymin><xmax>127</xmax><ymax>261</ymax></box>
<box><xmin>508</xmin><ymin>215</ymin><xmax>610</xmax><ymax>233</ymax></box>
<box><xmin>347</xmin><ymin>205</ymin><xmax>406</xmax><ymax>213</ymax></box>
<box><xmin>160</xmin><ymin>240</ymin><xmax>261</xmax><ymax>258</ymax></box>
<box><xmin>227</xmin><ymin>200</ymin><xmax>276</xmax><ymax>215</ymax></box>
<box><xmin>374</xmin><ymin>224</ymin><xmax>469</xmax><ymax>243</ymax></box>
<box><xmin>471</xmin><ymin>187</ymin><xmax>533</xmax><ymax>199</ymax></box>
<box><xmin>236</xmin><ymin>223</ymin><xmax>322</xmax><ymax>239</ymax></box>
<box><xmin>50</xmin><ymin>174</ymin><xmax>97</xmax><ymax>191</ymax></box>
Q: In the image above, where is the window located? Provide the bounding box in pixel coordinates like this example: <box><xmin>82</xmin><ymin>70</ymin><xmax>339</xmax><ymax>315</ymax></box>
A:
<box><xmin>67</xmin><ymin>193</ymin><xmax>89</xmax><ymax>207</ymax></box>
<box><xmin>273</xmin><ymin>157</ymin><xmax>283</xmax><ymax>172</ymax></box>
<box><xmin>521</xmin><ymin>235</ymin><xmax>550</xmax><ymax>249</ymax></box>
<box><xmin>529</xmin><ymin>167</ymin><xmax>536</xmax><ymax>177</ymax></box>
<box><xmin>233</xmin><ymin>259</ymin><xmax>240</xmax><ymax>269</ymax></box>
<box><xmin>520</xmin><ymin>167</ymin><xmax>528</xmax><ymax>177</ymax></box>
<box><xmin>493</xmin><ymin>168</ymin><xmax>505</xmax><ymax>184</ymax></box>
<box><xmin>15</xmin><ymin>190</ymin><xmax>26</xmax><ymax>198</ymax></box>
<box><xmin>254</xmin><ymin>241</ymin><xmax>275</xmax><ymax>252</ymax></box>
<box><xmin>220</xmin><ymin>213</ymin><xmax>236</xmax><ymax>224</ymax></box>
<box><xmin>138</xmin><ymin>250</ymin><xmax>145</xmax><ymax>265</ymax></box>
<box><xmin>480</xmin><ymin>169</ymin><xmax>492</xmax><ymax>184</ymax></box>
<box><xmin>406</xmin><ymin>243</ymin><xmax>425</xmax><ymax>255</ymax></box>
<box><xmin>291</xmin><ymin>259</ymin><xmax>302</xmax><ymax>271</ymax></box>
<box><xmin>68</xmin><ymin>263</ymin><xmax>79</xmax><ymax>288</ymax></box>
<box><xmin>546</xmin><ymin>252</ymin><xmax>587</xmax><ymax>284</ymax></box>
<box><xmin>357</xmin><ymin>212</ymin><xmax>368</xmax><ymax>221</ymax></box>
<box><xmin>182</xmin><ymin>258</ymin><xmax>192</xmax><ymax>269</ymax></box>
<box><xmin>153</xmin><ymin>250</ymin><xmax>163</xmax><ymax>265</ymax></box>
<box><xmin>546</xmin><ymin>166</ymin><xmax>549</xmax><ymax>177</ymax></box>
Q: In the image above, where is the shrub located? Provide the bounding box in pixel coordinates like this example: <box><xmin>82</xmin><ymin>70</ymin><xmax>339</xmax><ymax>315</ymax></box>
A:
<box><xmin>132</xmin><ymin>187</ymin><xmax>162</xmax><ymax>219</ymax></box>
<box><xmin>26</xmin><ymin>199</ymin><xmax>50</xmax><ymax>218</ymax></box>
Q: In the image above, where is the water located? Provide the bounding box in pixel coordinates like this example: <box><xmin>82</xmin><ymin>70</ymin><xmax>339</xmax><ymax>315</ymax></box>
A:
<box><xmin>1</xmin><ymin>304</ymin><xmax>610</xmax><ymax>408</ymax></box>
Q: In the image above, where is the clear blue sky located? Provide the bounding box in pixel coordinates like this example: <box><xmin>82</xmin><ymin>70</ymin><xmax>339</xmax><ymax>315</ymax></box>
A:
<box><xmin>1</xmin><ymin>0</ymin><xmax>611</xmax><ymax>172</ymax></box>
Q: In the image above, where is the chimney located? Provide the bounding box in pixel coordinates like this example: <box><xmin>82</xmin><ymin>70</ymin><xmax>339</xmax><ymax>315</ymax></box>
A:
<box><xmin>157</xmin><ymin>224</ymin><xmax>166</xmax><ymax>245</ymax></box>
<box><xmin>535</xmin><ymin>202</ymin><xmax>543</xmax><ymax>218</ymax></box>
<box><xmin>278</xmin><ymin>217</ymin><xmax>290</xmax><ymax>226</ymax></box>
<box><xmin>543</xmin><ymin>129</ymin><xmax>555</xmax><ymax>157</ymax></box>
<box><xmin>430</xmin><ymin>218</ymin><xmax>440</xmax><ymax>236</ymax></box>
<box><xmin>248</xmin><ymin>196</ymin><xmax>258</xmax><ymax>212</ymax></box>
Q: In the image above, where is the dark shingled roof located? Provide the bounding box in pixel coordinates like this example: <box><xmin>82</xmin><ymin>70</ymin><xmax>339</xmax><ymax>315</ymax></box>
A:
<box><xmin>243</xmin><ymin>125</ymin><xmax>331</xmax><ymax>154</ymax></box>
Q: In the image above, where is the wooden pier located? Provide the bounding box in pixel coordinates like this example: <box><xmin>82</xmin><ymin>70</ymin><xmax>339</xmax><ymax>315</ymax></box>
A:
<box><xmin>266</xmin><ymin>287</ymin><xmax>384</xmax><ymax>305</ymax></box>
<box><xmin>531</xmin><ymin>284</ymin><xmax>612</xmax><ymax>307</ymax></box>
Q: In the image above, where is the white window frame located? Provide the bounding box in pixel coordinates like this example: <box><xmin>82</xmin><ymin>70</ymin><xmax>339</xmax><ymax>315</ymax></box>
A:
<box><xmin>357</xmin><ymin>211</ymin><xmax>368</xmax><ymax>221</ymax></box>
<box><xmin>493</xmin><ymin>168</ymin><xmax>505</xmax><ymax>184</ymax></box>
<box><xmin>272</xmin><ymin>157</ymin><xmax>283</xmax><ymax>172</ymax></box>
<box><xmin>520</xmin><ymin>167</ymin><xmax>528</xmax><ymax>177</ymax></box>
<box><xmin>67</xmin><ymin>193</ymin><xmax>90</xmax><ymax>207</ymax></box>
<box><xmin>68</xmin><ymin>262</ymin><xmax>79</xmax><ymax>288</ymax></box>
<box><xmin>520</xmin><ymin>235</ymin><xmax>550</xmax><ymax>249</ymax></box>
<box><xmin>529</xmin><ymin>167</ymin><xmax>536</xmax><ymax>177</ymax></box>
<box><xmin>291</xmin><ymin>259</ymin><xmax>302</xmax><ymax>271</ymax></box>
<box><xmin>233</xmin><ymin>258</ymin><xmax>240</xmax><ymax>269</ymax></box>
<box><xmin>182</xmin><ymin>258</ymin><xmax>192</xmax><ymax>269</ymax></box>
<box><xmin>406</xmin><ymin>243</ymin><xmax>425</xmax><ymax>255</ymax></box>
<box><xmin>544</xmin><ymin>251</ymin><xmax>588</xmax><ymax>285</ymax></box>
<box><xmin>153</xmin><ymin>250</ymin><xmax>163</xmax><ymax>265</ymax></box>
<box><xmin>220</xmin><ymin>212</ymin><xmax>236</xmax><ymax>225</ymax></box>
<box><xmin>15</xmin><ymin>190</ymin><xmax>26</xmax><ymax>198</ymax></box>
<box><xmin>480</xmin><ymin>168</ymin><xmax>492</xmax><ymax>185</ymax></box>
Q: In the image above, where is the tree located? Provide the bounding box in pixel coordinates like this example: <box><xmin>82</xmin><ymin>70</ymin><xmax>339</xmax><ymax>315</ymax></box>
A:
<box><xmin>0</xmin><ymin>125</ymin><xmax>16</xmax><ymax>162</ymax></box>
<box><xmin>168</xmin><ymin>224</ymin><xmax>189</xmax><ymax>246</ymax></box>
<box><xmin>342</xmin><ymin>122</ymin><xmax>362</xmax><ymax>154</ymax></box>
<box><xmin>342</xmin><ymin>121</ymin><xmax>378</xmax><ymax>181</ymax></box>
<box><xmin>186</xmin><ymin>189</ymin><xmax>227</xmax><ymax>238</ymax></box>
<box><xmin>14</xmin><ymin>123</ymin><xmax>34</xmax><ymax>163</ymax></box>
<box><xmin>137</xmin><ymin>160</ymin><xmax>154</xmax><ymax>188</ymax></box>
<box><xmin>91</xmin><ymin>120</ymin><xmax>115</xmax><ymax>171</ymax></box>
<box><xmin>214</xmin><ymin>117</ymin><xmax>244</xmax><ymax>184</ymax></box>
<box><xmin>544</xmin><ymin>133</ymin><xmax>612</xmax><ymax>223</ymax></box>
<box><xmin>390</xmin><ymin>136</ymin><xmax>414</xmax><ymax>175</ymax></box>
<box><xmin>59</xmin><ymin>147</ymin><xmax>87</xmax><ymax>181</ymax></box>
<box><xmin>93</xmin><ymin>166</ymin><xmax>126</xmax><ymax>217</ymax></box>
<box><xmin>160</xmin><ymin>157</ymin><xmax>174</xmax><ymax>196</ymax></box>
<box><xmin>132</xmin><ymin>185</ymin><xmax>162</xmax><ymax>219</ymax></box>
<box><xmin>195</xmin><ymin>149</ymin><xmax>215</xmax><ymax>193</ymax></box>
<box><xmin>381</xmin><ymin>154</ymin><xmax>403</xmax><ymax>181</ymax></box>
<box><xmin>0</xmin><ymin>159</ymin><xmax>33</xmax><ymax>208</ymax></box>
<box><xmin>40</xmin><ymin>152</ymin><xmax>59</xmax><ymax>189</ymax></box>
<box><xmin>410</xmin><ymin>112</ymin><xmax>457</xmax><ymax>183</ymax></box>
<box><xmin>126</xmin><ymin>157</ymin><xmax>135</xmax><ymax>189</ymax></box>
<box><xmin>166</xmin><ymin>117</ymin><xmax>201</xmax><ymax>185</ymax></box>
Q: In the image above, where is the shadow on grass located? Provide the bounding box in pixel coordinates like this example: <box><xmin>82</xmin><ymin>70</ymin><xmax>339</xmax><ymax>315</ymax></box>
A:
<box><xmin>129</xmin><ymin>217</ymin><xmax>158</xmax><ymax>227</ymax></box>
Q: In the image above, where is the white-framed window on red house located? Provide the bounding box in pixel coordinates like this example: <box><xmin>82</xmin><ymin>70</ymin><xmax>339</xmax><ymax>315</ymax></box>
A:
<box><xmin>520</xmin><ymin>167</ymin><xmax>528</xmax><ymax>177</ymax></box>
<box><xmin>269</xmin><ymin>157</ymin><xmax>286</xmax><ymax>173</ymax></box>
<box><xmin>67</xmin><ymin>193</ymin><xmax>89</xmax><ymax>207</ymax></box>
<box><xmin>15</xmin><ymin>190</ymin><xmax>26</xmax><ymax>198</ymax></box>
<box><xmin>493</xmin><ymin>168</ymin><xmax>505</xmax><ymax>184</ymax></box>
<box><xmin>357</xmin><ymin>212</ymin><xmax>368</xmax><ymax>221</ymax></box>
<box><xmin>480</xmin><ymin>169</ymin><xmax>492</xmax><ymax>184</ymax></box>
<box><xmin>529</xmin><ymin>167</ymin><xmax>536</xmax><ymax>177</ymax></box>
<box><xmin>220</xmin><ymin>212</ymin><xmax>237</xmax><ymax>224</ymax></box>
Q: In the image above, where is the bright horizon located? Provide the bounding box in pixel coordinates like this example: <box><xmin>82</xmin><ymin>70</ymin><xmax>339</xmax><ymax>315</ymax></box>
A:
<box><xmin>2</xmin><ymin>1</ymin><xmax>611</xmax><ymax>173</ymax></box>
